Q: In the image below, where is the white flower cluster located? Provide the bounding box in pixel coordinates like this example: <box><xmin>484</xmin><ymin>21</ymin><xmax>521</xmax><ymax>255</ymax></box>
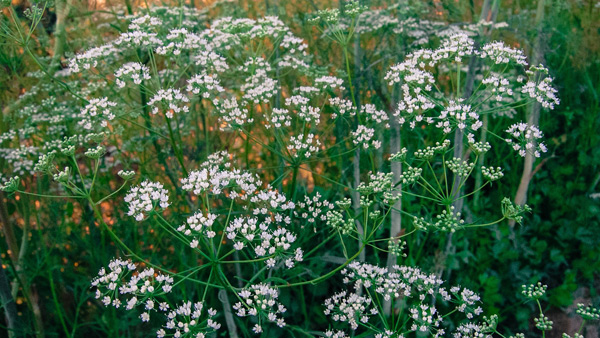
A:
<box><xmin>114</xmin><ymin>62</ymin><xmax>151</xmax><ymax>88</ymax></box>
<box><xmin>480</xmin><ymin>41</ymin><xmax>528</xmax><ymax>66</ymax></box>
<box><xmin>329</xmin><ymin>97</ymin><xmax>356</xmax><ymax>118</ymax></box>
<box><xmin>225</xmin><ymin>216</ymin><xmax>260</xmax><ymax>250</ymax></box>
<box><xmin>299</xmin><ymin>105</ymin><xmax>322</xmax><ymax>125</ymax></box>
<box><xmin>91</xmin><ymin>258</ymin><xmax>173</xmax><ymax>312</ymax></box>
<box><xmin>233</xmin><ymin>283</ymin><xmax>287</xmax><ymax>334</ymax></box>
<box><xmin>194</xmin><ymin>51</ymin><xmax>229</xmax><ymax>73</ymax></box>
<box><xmin>328</xmin><ymin>261</ymin><xmax>491</xmax><ymax>337</ymax></box>
<box><xmin>128</xmin><ymin>14</ymin><xmax>162</xmax><ymax>31</ymax></box>
<box><xmin>505</xmin><ymin>122</ymin><xmax>548</xmax><ymax>157</ymax></box>
<box><xmin>113</xmin><ymin>31</ymin><xmax>163</xmax><ymax>49</ymax></box>
<box><xmin>482</xmin><ymin>74</ymin><xmax>514</xmax><ymax>102</ymax></box>
<box><xmin>342</xmin><ymin>262</ymin><xmax>443</xmax><ymax>302</ymax></box>
<box><xmin>450</xmin><ymin>286</ymin><xmax>483</xmax><ymax>319</ymax></box>
<box><xmin>249</xmin><ymin>188</ymin><xmax>295</xmax><ymax>215</ymax></box>
<box><xmin>147</xmin><ymin>6</ymin><xmax>206</xmax><ymax>29</ymax></box>
<box><xmin>294</xmin><ymin>86</ymin><xmax>320</xmax><ymax>97</ymax></box>
<box><xmin>521</xmin><ymin>66</ymin><xmax>560</xmax><ymax>109</ymax></box>
<box><xmin>285</xmin><ymin>95</ymin><xmax>322</xmax><ymax>125</ymax></box>
<box><xmin>385</xmin><ymin>57</ymin><xmax>435</xmax><ymax>128</ymax></box>
<box><xmin>124</xmin><ymin>180</ymin><xmax>170</xmax><ymax>221</ymax></box>
<box><xmin>357</xmin><ymin>172</ymin><xmax>394</xmax><ymax>196</ymax></box>
<box><xmin>409</xmin><ymin>303</ymin><xmax>442</xmax><ymax>333</ymax></box>
<box><xmin>241</xmin><ymin>69</ymin><xmax>278</xmax><ymax>104</ymax></box>
<box><xmin>258</xmin><ymin>229</ymin><xmax>303</xmax><ymax>269</ymax></box>
<box><xmin>267</xmin><ymin>108</ymin><xmax>292</xmax><ymax>129</ymax></box>
<box><xmin>181</xmin><ymin>154</ymin><xmax>259</xmax><ymax>199</ymax></box>
<box><xmin>68</xmin><ymin>44</ymin><xmax>119</xmax><ymax>72</ymax></box>
<box><xmin>352</xmin><ymin>125</ymin><xmax>381</xmax><ymax>149</ymax></box>
<box><xmin>148</xmin><ymin>88</ymin><xmax>190</xmax><ymax>118</ymax></box>
<box><xmin>384</xmin><ymin>33</ymin><xmax>559</xmax><ymax>139</ymax></box>
<box><xmin>294</xmin><ymin>193</ymin><xmax>334</xmax><ymax>224</ymax></box>
<box><xmin>278</xmin><ymin>54</ymin><xmax>310</xmax><ymax>70</ymax></box>
<box><xmin>280</xmin><ymin>32</ymin><xmax>308</xmax><ymax>54</ymax></box>
<box><xmin>481</xmin><ymin>166</ymin><xmax>504</xmax><ymax>181</ymax></box>
<box><xmin>157</xmin><ymin>301</ymin><xmax>221</xmax><ymax>338</ymax></box>
<box><xmin>446</xmin><ymin>157</ymin><xmax>475</xmax><ymax>178</ymax></box>
<box><xmin>287</xmin><ymin>133</ymin><xmax>322</xmax><ymax>158</ymax></box>
<box><xmin>218</xmin><ymin>98</ymin><xmax>253</xmax><ymax>128</ymax></box>
<box><xmin>315</xmin><ymin>76</ymin><xmax>345</xmax><ymax>90</ymax></box>
<box><xmin>186</xmin><ymin>73</ymin><xmax>224</xmax><ymax>101</ymax></box>
<box><xmin>178</xmin><ymin>212</ymin><xmax>218</xmax><ymax>248</ymax></box>
<box><xmin>155</xmin><ymin>28</ymin><xmax>206</xmax><ymax>56</ymax></box>
<box><xmin>436</xmin><ymin>100</ymin><xmax>482</xmax><ymax>135</ymax></box>
<box><xmin>3</xmin><ymin>146</ymin><xmax>40</xmax><ymax>176</ymax></box>
<box><xmin>325</xmin><ymin>329</ymin><xmax>350</xmax><ymax>338</ymax></box>
<box><xmin>434</xmin><ymin>32</ymin><xmax>475</xmax><ymax>62</ymax></box>
<box><xmin>355</xmin><ymin>9</ymin><xmax>399</xmax><ymax>34</ymax></box>
<box><xmin>323</xmin><ymin>291</ymin><xmax>378</xmax><ymax>330</ymax></box>
<box><xmin>285</xmin><ymin>94</ymin><xmax>309</xmax><ymax>106</ymax></box>
<box><xmin>454</xmin><ymin>322</ymin><xmax>493</xmax><ymax>338</ymax></box>
<box><xmin>361</xmin><ymin>103</ymin><xmax>389</xmax><ymax>127</ymax></box>
<box><xmin>181</xmin><ymin>154</ymin><xmax>301</xmax><ymax>267</ymax></box>
<box><xmin>78</xmin><ymin>97</ymin><xmax>117</xmax><ymax>130</ymax></box>
<box><xmin>225</xmin><ymin>215</ymin><xmax>301</xmax><ymax>269</ymax></box>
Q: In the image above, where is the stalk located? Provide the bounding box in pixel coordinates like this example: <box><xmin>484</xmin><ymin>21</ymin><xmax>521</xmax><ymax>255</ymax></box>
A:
<box><xmin>49</xmin><ymin>0</ymin><xmax>73</xmax><ymax>73</ymax></box>
<box><xmin>383</xmin><ymin>98</ymin><xmax>402</xmax><ymax>317</ymax></box>
<box><xmin>139</xmin><ymin>82</ymin><xmax>180</xmax><ymax>189</ymax></box>
<box><xmin>511</xmin><ymin>0</ymin><xmax>546</xmax><ymax>226</ymax></box>
<box><xmin>444</xmin><ymin>0</ymin><xmax>498</xmax><ymax>283</ymax></box>
<box><xmin>0</xmin><ymin>256</ymin><xmax>21</xmax><ymax>338</ymax></box>
<box><xmin>473</xmin><ymin>114</ymin><xmax>489</xmax><ymax>210</ymax></box>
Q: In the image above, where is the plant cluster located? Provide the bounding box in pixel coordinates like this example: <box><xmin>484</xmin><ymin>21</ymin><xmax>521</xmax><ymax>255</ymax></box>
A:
<box><xmin>0</xmin><ymin>0</ymin><xmax>598</xmax><ymax>337</ymax></box>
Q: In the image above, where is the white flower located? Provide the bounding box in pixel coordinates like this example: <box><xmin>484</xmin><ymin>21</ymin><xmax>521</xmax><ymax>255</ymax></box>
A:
<box><xmin>114</xmin><ymin>62</ymin><xmax>151</xmax><ymax>88</ymax></box>
<box><xmin>352</xmin><ymin>125</ymin><xmax>380</xmax><ymax>149</ymax></box>
<box><xmin>505</xmin><ymin>122</ymin><xmax>548</xmax><ymax>158</ymax></box>
<box><xmin>148</xmin><ymin>88</ymin><xmax>190</xmax><ymax>118</ymax></box>
<box><xmin>124</xmin><ymin>180</ymin><xmax>170</xmax><ymax>221</ymax></box>
<box><xmin>287</xmin><ymin>133</ymin><xmax>322</xmax><ymax>158</ymax></box>
<box><xmin>78</xmin><ymin>97</ymin><xmax>117</xmax><ymax>130</ymax></box>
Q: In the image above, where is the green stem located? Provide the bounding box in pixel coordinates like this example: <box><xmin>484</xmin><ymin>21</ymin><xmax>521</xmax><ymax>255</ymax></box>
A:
<box><xmin>49</xmin><ymin>270</ymin><xmax>71</xmax><ymax>338</ymax></box>
<box><xmin>279</xmin><ymin>244</ymin><xmax>365</xmax><ymax>288</ymax></box>
<box><xmin>165</xmin><ymin>116</ymin><xmax>188</xmax><ymax>176</ymax></box>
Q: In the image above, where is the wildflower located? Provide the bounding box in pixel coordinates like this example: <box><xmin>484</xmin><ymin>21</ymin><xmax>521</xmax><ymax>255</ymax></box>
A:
<box><xmin>294</xmin><ymin>193</ymin><xmax>334</xmax><ymax>224</ymax></box>
<box><xmin>241</xmin><ymin>69</ymin><xmax>278</xmax><ymax>104</ymax></box>
<box><xmin>0</xmin><ymin>176</ymin><xmax>20</xmax><ymax>193</ymax></box>
<box><xmin>287</xmin><ymin>134</ymin><xmax>322</xmax><ymax>159</ymax></box>
<box><xmin>329</xmin><ymin>97</ymin><xmax>356</xmax><ymax>118</ymax></box>
<box><xmin>267</xmin><ymin>108</ymin><xmax>292</xmax><ymax>129</ymax></box>
<box><xmin>118</xmin><ymin>170</ymin><xmax>136</xmax><ymax>180</ymax></box>
<box><xmin>148</xmin><ymin>88</ymin><xmax>190</xmax><ymax>119</ymax></box>
<box><xmin>352</xmin><ymin>125</ymin><xmax>381</xmax><ymax>149</ymax></box>
<box><xmin>436</xmin><ymin>101</ymin><xmax>482</xmax><ymax>135</ymax></box>
<box><xmin>217</xmin><ymin>98</ymin><xmax>253</xmax><ymax>128</ymax></box>
<box><xmin>115</xmin><ymin>62</ymin><xmax>151</xmax><ymax>88</ymax></box>
<box><xmin>78</xmin><ymin>98</ymin><xmax>117</xmax><ymax>130</ymax></box>
<box><xmin>505</xmin><ymin>122</ymin><xmax>547</xmax><ymax>158</ymax></box>
<box><xmin>480</xmin><ymin>41</ymin><xmax>528</xmax><ymax>66</ymax></box>
<box><xmin>521</xmin><ymin>64</ymin><xmax>560</xmax><ymax>110</ymax></box>
<box><xmin>315</xmin><ymin>76</ymin><xmax>345</xmax><ymax>90</ymax></box>
<box><xmin>124</xmin><ymin>180</ymin><xmax>170</xmax><ymax>221</ymax></box>
<box><xmin>162</xmin><ymin>301</ymin><xmax>221</xmax><ymax>338</ymax></box>
<box><xmin>233</xmin><ymin>283</ymin><xmax>287</xmax><ymax>332</ymax></box>
<box><xmin>323</xmin><ymin>291</ymin><xmax>376</xmax><ymax>330</ymax></box>
<box><xmin>481</xmin><ymin>166</ymin><xmax>504</xmax><ymax>181</ymax></box>
<box><xmin>187</xmin><ymin>73</ymin><xmax>225</xmax><ymax>99</ymax></box>
<box><xmin>178</xmin><ymin>212</ymin><xmax>218</xmax><ymax>247</ymax></box>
